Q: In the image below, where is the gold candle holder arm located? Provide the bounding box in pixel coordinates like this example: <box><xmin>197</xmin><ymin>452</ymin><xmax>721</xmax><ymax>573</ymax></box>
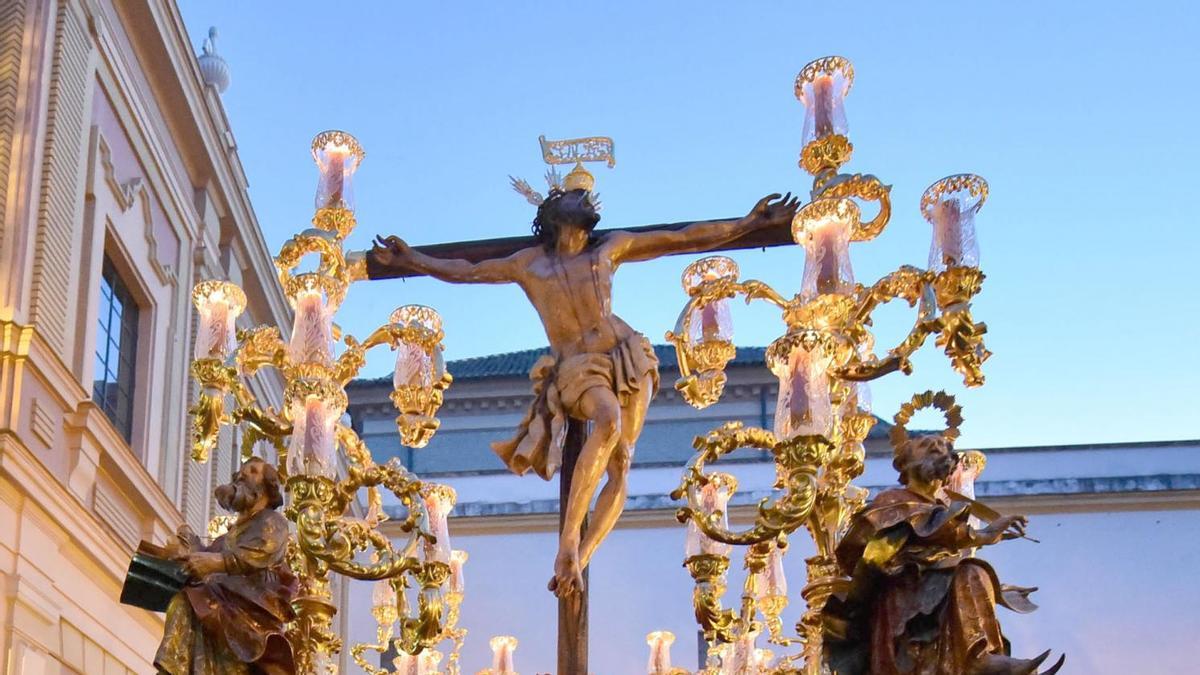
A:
<box><xmin>289</xmin><ymin>473</ymin><xmax>448</xmax><ymax>657</ymax></box>
<box><xmin>684</xmin><ymin>552</ymin><xmax>739</xmax><ymax>644</ymax></box>
<box><xmin>738</xmin><ymin>279</ymin><xmax>791</xmax><ymax>309</ymax></box>
<box><xmin>187</xmin><ymin>358</ymin><xmax>240</xmax><ymax>462</ymax></box>
<box><xmin>812</xmin><ymin>171</ymin><xmax>893</xmax><ymax>242</ymax></box>
<box><xmin>350</xmin><ymin>619</ymin><xmax>396</xmax><ymax>675</ymax></box>
<box><xmin>672</xmin><ymin>424</ymin><xmax>829</xmax><ymax>547</ymax></box>
<box><xmin>834</xmin><ymin>264</ymin><xmax>989</xmax><ymax>387</ymax></box>
<box><xmin>275</xmin><ymin>228</ymin><xmax>350</xmax><ymax>287</ymax></box>
<box><xmin>330</xmin><ymin>315</ymin><xmax>417</xmax><ymax>386</ymax></box>
<box><xmin>666</xmin><ymin>275</ymin><xmax>790</xmax><ymax>410</ymax></box>
<box><xmin>931</xmin><ymin>266</ymin><xmax>990</xmax><ymax>386</ymax></box>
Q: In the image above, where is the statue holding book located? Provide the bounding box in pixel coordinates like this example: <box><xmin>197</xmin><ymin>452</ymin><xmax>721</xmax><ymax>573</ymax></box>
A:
<box><xmin>822</xmin><ymin>436</ymin><xmax>1065</xmax><ymax>675</ymax></box>
<box><xmin>144</xmin><ymin>457</ymin><xmax>298</xmax><ymax>675</ymax></box>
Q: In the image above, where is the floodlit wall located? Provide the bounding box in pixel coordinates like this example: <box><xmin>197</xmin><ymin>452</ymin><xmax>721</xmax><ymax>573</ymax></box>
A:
<box><xmin>0</xmin><ymin>0</ymin><xmax>286</xmax><ymax>671</ymax></box>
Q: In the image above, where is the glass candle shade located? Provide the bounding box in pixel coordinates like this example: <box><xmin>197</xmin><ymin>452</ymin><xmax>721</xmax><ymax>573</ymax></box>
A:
<box><xmin>311</xmin><ymin>130</ymin><xmax>364</xmax><ymax>211</ymax></box>
<box><xmin>286</xmin><ymin>276</ymin><xmax>336</xmax><ymax>367</ymax></box>
<box><xmin>948</xmin><ymin>450</ymin><xmax>987</xmax><ymax>500</ymax></box>
<box><xmin>393</xmin><ymin>342</ymin><xmax>433</xmax><ymax>389</ymax></box>
<box><xmin>681</xmin><ymin>255</ymin><xmax>739</xmax><ymax>295</ymax></box>
<box><xmin>489</xmin><ymin>636</ymin><xmax>518</xmax><ymax>673</ymax></box>
<box><xmin>793</xmin><ymin>198</ymin><xmax>858</xmax><ymax>299</ymax></box>
<box><xmin>417</xmin><ymin>650</ymin><xmax>442</xmax><ymax>675</ymax></box>
<box><xmin>753</xmin><ymin>544</ymin><xmax>788</xmax><ymax>600</ymax></box>
<box><xmin>712</xmin><ymin>643</ymin><xmax>734</xmax><ymax>675</ymax></box>
<box><xmin>448</xmin><ymin>549</ymin><xmax>468</xmax><ymax>596</ymax></box>
<box><xmin>392</xmin><ymin>651</ymin><xmax>418</xmax><ymax>675</ymax></box>
<box><xmin>795</xmin><ymin>56</ymin><xmax>854</xmax><ymax>145</ymax></box>
<box><xmin>422</xmin><ymin>484</ymin><xmax>456</xmax><ymax>564</ymax></box>
<box><xmin>371</xmin><ymin>579</ymin><xmax>398</xmax><ymax>628</ymax></box>
<box><xmin>390</xmin><ymin>305</ymin><xmax>443</xmax><ymax>389</ymax></box>
<box><xmin>191</xmin><ymin>281</ymin><xmax>246</xmax><ymax>360</ymax></box>
<box><xmin>949</xmin><ymin>450</ymin><xmax>987</xmax><ymax>533</ymax></box>
<box><xmin>685</xmin><ymin>473</ymin><xmax>737</xmax><ymax>558</ymax></box>
<box><xmin>722</xmin><ymin>627</ymin><xmax>762</xmax><ymax>675</ymax></box>
<box><xmin>646</xmin><ymin>630</ymin><xmax>676</xmax><ymax>674</ymax></box>
<box><xmin>770</xmin><ymin>341</ymin><xmax>834</xmax><ymax>439</ymax></box>
<box><xmin>855</xmin><ymin>381</ymin><xmax>872</xmax><ymax>415</ymax></box>
<box><xmin>681</xmin><ymin>256</ymin><xmax>738</xmax><ymax>345</ymax></box>
<box><xmin>753</xmin><ymin>648</ymin><xmax>776</xmax><ymax>671</ymax></box>
<box><xmin>921</xmin><ymin>174</ymin><xmax>988</xmax><ymax>271</ymax></box>
<box><xmin>687</xmin><ymin>299</ymin><xmax>733</xmax><ymax>346</ymax></box>
<box><xmin>286</xmin><ymin>395</ymin><xmax>342</xmax><ymax>479</ymax></box>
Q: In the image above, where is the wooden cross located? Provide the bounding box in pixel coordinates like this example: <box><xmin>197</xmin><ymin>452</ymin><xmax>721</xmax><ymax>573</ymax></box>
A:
<box><xmin>367</xmin><ymin>217</ymin><xmax>795</xmax><ymax>674</ymax></box>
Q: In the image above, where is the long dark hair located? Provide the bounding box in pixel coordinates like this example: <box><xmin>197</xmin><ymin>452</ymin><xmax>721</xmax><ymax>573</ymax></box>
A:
<box><xmin>532</xmin><ymin>189</ymin><xmax>601</xmax><ymax>250</ymax></box>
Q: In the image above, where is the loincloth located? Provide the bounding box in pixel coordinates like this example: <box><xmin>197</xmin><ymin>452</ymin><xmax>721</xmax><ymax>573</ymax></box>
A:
<box><xmin>491</xmin><ymin>333</ymin><xmax>659</xmax><ymax>480</ymax></box>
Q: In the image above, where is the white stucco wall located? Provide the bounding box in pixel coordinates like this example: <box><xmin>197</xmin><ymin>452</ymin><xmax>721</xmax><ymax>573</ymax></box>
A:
<box><xmin>343</xmin><ymin>507</ymin><xmax>1200</xmax><ymax>674</ymax></box>
<box><xmin>344</xmin><ymin>368</ymin><xmax>1200</xmax><ymax>675</ymax></box>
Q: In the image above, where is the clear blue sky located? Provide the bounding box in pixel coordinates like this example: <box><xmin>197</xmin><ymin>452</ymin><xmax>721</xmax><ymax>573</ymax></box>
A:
<box><xmin>178</xmin><ymin>1</ymin><xmax>1198</xmax><ymax>449</ymax></box>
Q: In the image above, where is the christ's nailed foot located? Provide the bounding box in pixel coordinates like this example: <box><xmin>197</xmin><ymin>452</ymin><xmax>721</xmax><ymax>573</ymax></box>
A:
<box><xmin>550</xmin><ymin>549</ymin><xmax>585</xmax><ymax>597</ymax></box>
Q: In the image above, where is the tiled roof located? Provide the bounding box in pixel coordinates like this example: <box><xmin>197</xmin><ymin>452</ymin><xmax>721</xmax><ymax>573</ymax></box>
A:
<box><xmin>348</xmin><ymin>344</ymin><xmax>768</xmax><ymax>388</ymax></box>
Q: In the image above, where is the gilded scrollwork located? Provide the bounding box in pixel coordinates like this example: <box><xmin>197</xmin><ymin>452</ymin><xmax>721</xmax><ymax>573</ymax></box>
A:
<box><xmin>684</xmin><ymin>553</ymin><xmax>739</xmax><ymax>643</ymax></box>
<box><xmin>672</xmin><ymin>423</ymin><xmax>829</xmax><ymax>547</ymax></box>
<box><xmin>813</xmin><ymin>171</ymin><xmax>893</xmax><ymax>242</ymax></box>
<box><xmin>800</xmin><ymin>134</ymin><xmax>853</xmax><ymax>174</ymax></box>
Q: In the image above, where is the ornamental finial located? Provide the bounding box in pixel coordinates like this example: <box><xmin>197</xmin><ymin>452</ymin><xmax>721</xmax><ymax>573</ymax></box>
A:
<box><xmin>197</xmin><ymin>26</ymin><xmax>230</xmax><ymax>93</ymax></box>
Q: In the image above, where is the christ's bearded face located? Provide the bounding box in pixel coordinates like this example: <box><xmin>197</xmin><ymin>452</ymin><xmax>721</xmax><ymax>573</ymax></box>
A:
<box><xmin>533</xmin><ymin>189</ymin><xmax>601</xmax><ymax>249</ymax></box>
<box><xmin>555</xmin><ymin>189</ymin><xmax>598</xmax><ymax>228</ymax></box>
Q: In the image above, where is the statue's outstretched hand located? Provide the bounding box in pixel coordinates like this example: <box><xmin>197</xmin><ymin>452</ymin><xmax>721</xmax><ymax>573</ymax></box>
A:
<box><xmin>747</xmin><ymin>192</ymin><xmax>800</xmax><ymax>228</ymax></box>
<box><xmin>975</xmin><ymin>514</ymin><xmax>1029</xmax><ymax>546</ymax></box>
<box><xmin>369</xmin><ymin>235</ymin><xmax>412</xmax><ymax>268</ymax></box>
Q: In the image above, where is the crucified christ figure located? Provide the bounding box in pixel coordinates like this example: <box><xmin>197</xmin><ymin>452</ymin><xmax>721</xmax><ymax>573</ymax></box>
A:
<box><xmin>366</xmin><ymin>188</ymin><xmax>798</xmax><ymax>596</ymax></box>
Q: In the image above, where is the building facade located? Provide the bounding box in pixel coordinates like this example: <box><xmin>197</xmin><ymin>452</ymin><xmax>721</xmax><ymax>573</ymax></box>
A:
<box><xmin>346</xmin><ymin>347</ymin><xmax>1200</xmax><ymax>674</ymax></box>
<box><xmin>0</xmin><ymin>1</ymin><xmax>286</xmax><ymax>672</ymax></box>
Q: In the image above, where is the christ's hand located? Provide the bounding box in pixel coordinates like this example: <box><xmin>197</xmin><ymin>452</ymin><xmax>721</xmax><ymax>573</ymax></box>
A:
<box><xmin>746</xmin><ymin>192</ymin><xmax>800</xmax><ymax>229</ymax></box>
<box><xmin>370</xmin><ymin>235</ymin><xmax>413</xmax><ymax>268</ymax></box>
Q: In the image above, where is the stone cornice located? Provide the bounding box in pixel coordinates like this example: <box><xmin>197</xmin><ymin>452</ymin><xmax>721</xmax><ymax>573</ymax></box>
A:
<box><xmin>69</xmin><ymin>400</ymin><xmax>184</xmax><ymax>527</ymax></box>
<box><xmin>0</xmin><ymin>431</ymin><xmax>138</xmax><ymax>583</ymax></box>
<box><xmin>0</xmin><ymin>318</ymin><xmax>184</xmax><ymax>530</ymax></box>
<box><xmin>380</xmin><ymin>473</ymin><xmax>1200</xmax><ymax>536</ymax></box>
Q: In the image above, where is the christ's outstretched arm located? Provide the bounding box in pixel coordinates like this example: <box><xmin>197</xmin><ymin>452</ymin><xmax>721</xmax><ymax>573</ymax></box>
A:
<box><xmin>602</xmin><ymin>192</ymin><xmax>799</xmax><ymax>263</ymax></box>
<box><xmin>367</xmin><ymin>235</ymin><xmax>527</xmax><ymax>284</ymax></box>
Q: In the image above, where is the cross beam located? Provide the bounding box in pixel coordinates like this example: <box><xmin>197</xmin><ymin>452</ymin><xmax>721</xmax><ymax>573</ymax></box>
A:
<box><xmin>365</xmin><ymin>218</ymin><xmax>796</xmax><ymax>279</ymax></box>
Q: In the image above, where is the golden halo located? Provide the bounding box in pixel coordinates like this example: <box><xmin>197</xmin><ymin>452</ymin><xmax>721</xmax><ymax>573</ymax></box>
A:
<box><xmin>888</xmin><ymin>390</ymin><xmax>963</xmax><ymax>451</ymax></box>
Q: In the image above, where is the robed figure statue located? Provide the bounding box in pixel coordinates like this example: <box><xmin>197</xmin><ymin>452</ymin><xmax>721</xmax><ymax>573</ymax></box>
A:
<box><xmin>155</xmin><ymin>457</ymin><xmax>298</xmax><ymax>674</ymax></box>
<box><xmin>823</xmin><ymin>436</ymin><xmax>1064</xmax><ymax>675</ymax></box>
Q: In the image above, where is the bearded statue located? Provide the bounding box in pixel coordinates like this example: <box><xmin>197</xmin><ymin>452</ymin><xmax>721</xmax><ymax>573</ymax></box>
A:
<box><xmin>822</xmin><ymin>436</ymin><xmax>1065</xmax><ymax>675</ymax></box>
<box><xmin>154</xmin><ymin>457</ymin><xmax>297</xmax><ymax>674</ymax></box>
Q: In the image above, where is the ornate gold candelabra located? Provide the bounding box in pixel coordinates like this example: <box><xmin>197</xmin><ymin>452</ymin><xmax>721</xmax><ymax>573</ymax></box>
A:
<box><xmin>353</xmin><ymin>489</ymin><xmax>472</xmax><ymax>675</ymax></box>
<box><xmin>188</xmin><ymin>131</ymin><xmax>457</xmax><ymax>674</ymax></box>
<box><xmin>666</xmin><ymin>56</ymin><xmax>992</xmax><ymax>674</ymax></box>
